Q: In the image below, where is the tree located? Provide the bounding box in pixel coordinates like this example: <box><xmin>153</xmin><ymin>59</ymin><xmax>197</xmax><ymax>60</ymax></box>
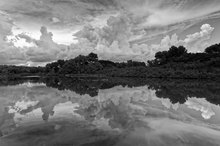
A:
<box><xmin>168</xmin><ymin>46</ymin><xmax>187</xmax><ymax>58</ymax></box>
<box><xmin>88</xmin><ymin>52</ymin><xmax>98</xmax><ymax>62</ymax></box>
<box><xmin>60</xmin><ymin>59</ymin><xmax>77</xmax><ymax>74</ymax></box>
<box><xmin>155</xmin><ymin>51</ymin><xmax>165</xmax><ymax>59</ymax></box>
<box><xmin>99</xmin><ymin>60</ymin><xmax>116</xmax><ymax>68</ymax></box>
<box><xmin>154</xmin><ymin>51</ymin><xmax>168</xmax><ymax>65</ymax></box>
<box><xmin>151</xmin><ymin>46</ymin><xmax>188</xmax><ymax>66</ymax></box>
<box><xmin>57</xmin><ymin>60</ymin><xmax>65</xmax><ymax>67</ymax></box>
<box><xmin>205</xmin><ymin>44</ymin><xmax>220</xmax><ymax>54</ymax></box>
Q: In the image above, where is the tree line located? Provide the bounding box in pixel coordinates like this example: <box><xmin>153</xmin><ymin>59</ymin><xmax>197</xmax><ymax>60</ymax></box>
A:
<box><xmin>146</xmin><ymin>43</ymin><xmax>220</xmax><ymax>79</ymax></box>
<box><xmin>0</xmin><ymin>43</ymin><xmax>220</xmax><ymax>79</ymax></box>
<box><xmin>45</xmin><ymin>53</ymin><xmax>146</xmax><ymax>75</ymax></box>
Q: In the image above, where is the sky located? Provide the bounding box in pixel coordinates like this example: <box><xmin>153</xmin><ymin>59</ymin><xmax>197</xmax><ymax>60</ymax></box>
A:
<box><xmin>0</xmin><ymin>0</ymin><xmax>220</xmax><ymax>66</ymax></box>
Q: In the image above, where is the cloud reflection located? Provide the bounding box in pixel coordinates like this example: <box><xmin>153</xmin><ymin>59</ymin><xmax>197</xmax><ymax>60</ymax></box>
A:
<box><xmin>0</xmin><ymin>79</ymin><xmax>220</xmax><ymax>146</ymax></box>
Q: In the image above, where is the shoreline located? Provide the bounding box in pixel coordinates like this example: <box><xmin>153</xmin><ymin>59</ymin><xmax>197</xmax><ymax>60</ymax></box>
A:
<box><xmin>0</xmin><ymin>73</ymin><xmax>219</xmax><ymax>80</ymax></box>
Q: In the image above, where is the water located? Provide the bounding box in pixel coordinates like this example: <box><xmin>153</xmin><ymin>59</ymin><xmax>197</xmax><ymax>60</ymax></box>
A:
<box><xmin>0</xmin><ymin>77</ymin><xmax>220</xmax><ymax>146</ymax></box>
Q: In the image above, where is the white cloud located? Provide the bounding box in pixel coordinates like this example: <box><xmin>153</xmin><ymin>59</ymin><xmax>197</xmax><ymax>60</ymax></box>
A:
<box><xmin>10</xmin><ymin>26</ymin><xmax>68</xmax><ymax>63</ymax></box>
<box><xmin>1</xmin><ymin>0</ymin><xmax>220</xmax><ymax>44</ymax></box>
<box><xmin>1</xmin><ymin>13</ymin><xmax>216</xmax><ymax>65</ymax></box>
<box><xmin>69</xmin><ymin>14</ymin><xmax>215</xmax><ymax>62</ymax></box>
<box><xmin>24</xmin><ymin>27</ymin><xmax>69</xmax><ymax>62</ymax></box>
<box><xmin>152</xmin><ymin>24</ymin><xmax>214</xmax><ymax>53</ymax></box>
<box><xmin>0</xmin><ymin>12</ymin><xmax>27</xmax><ymax>65</ymax></box>
<box><xmin>125</xmin><ymin>0</ymin><xmax>220</xmax><ymax>27</ymax></box>
<box><xmin>0</xmin><ymin>0</ymin><xmax>219</xmax><ymax>65</ymax></box>
<box><xmin>182</xmin><ymin>24</ymin><xmax>214</xmax><ymax>52</ymax></box>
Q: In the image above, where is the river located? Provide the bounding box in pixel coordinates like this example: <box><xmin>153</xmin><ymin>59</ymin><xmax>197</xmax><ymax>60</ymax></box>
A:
<box><xmin>0</xmin><ymin>77</ymin><xmax>220</xmax><ymax>146</ymax></box>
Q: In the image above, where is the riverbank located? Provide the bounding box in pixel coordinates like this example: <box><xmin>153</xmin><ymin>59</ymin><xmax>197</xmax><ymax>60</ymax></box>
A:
<box><xmin>1</xmin><ymin>68</ymin><xmax>220</xmax><ymax>80</ymax></box>
<box><xmin>1</xmin><ymin>44</ymin><xmax>220</xmax><ymax>80</ymax></box>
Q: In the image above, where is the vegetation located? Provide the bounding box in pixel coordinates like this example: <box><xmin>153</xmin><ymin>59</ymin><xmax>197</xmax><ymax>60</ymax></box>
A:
<box><xmin>44</xmin><ymin>52</ymin><xmax>146</xmax><ymax>76</ymax></box>
<box><xmin>1</xmin><ymin>43</ymin><xmax>220</xmax><ymax>79</ymax></box>
<box><xmin>146</xmin><ymin>44</ymin><xmax>220</xmax><ymax>79</ymax></box>
<box><xmin>146</xmin><ymin>79</ymin><xmax>220</xmax><ymax>105</ymax></box>
<box><xmin>1</xmin><ymin>77</ymin><xmax>220</xmax><ymax>105</ymax></box>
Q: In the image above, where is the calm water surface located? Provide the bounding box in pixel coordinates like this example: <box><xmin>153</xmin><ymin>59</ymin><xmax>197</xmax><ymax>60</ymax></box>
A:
<box><xmin>0</xmin><ymin>77</ymin><xmax>220</xmax><ymax>146</ymax></box>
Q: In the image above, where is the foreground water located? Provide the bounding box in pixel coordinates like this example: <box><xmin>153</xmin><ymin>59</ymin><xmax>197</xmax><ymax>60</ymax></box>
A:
<box><xmin>0</xmin><ymin>77</ymin><xmax>220</xmax><ymax>146</ymax></box>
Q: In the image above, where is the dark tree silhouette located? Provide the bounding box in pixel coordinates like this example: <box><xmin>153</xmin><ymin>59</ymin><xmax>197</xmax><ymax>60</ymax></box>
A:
<box><xmin>205</xmin><ymin>43</ymin><xmax>220</xmax><ymax>54</ymax></box>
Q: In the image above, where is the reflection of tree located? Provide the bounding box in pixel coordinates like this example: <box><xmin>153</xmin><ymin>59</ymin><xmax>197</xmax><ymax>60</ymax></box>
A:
<box><xmin>44</xmin><ymin>77</ymin><xmax>220</xmax><ymax>106</ymax></box>
<box><xmin>72</xmin><ymin>78</ymin><xmax>220</xmax><ymax>132</ymax></box>
<box><xmin>44</xmin><ymin>77</ymin><xmax>101</xmax><ymax>97</ymax></box>
<box><xmin>0</xmin><ymin>77</ymin><xmax>41</xmax><ymax>86</ymax></box>
<box><xmin>41</xmin><ymin>105</ymin><xmax>55</xmax><ymax>121</ymax></box>
<box><xmin>73</xmin><ymin>79</ymin><xmax>220</xmax><ymax>130</ymax></box>
<box><xmin>43</xmin><ymin>77</ymin><xmax>149</xmax><ymax>97</ymax></box>
<box><xmin>2</xmin><ymin>77</ymin><xmax>220</xmax><ymax>106</ymax></box>
<box><xmin>147</xmin><ymin>79</ymin><xmax>220</xmax><ymax>105</ymax></box>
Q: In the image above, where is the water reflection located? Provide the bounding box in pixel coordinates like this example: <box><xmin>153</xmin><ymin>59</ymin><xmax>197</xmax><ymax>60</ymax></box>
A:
<box><xmin>0</xmin><ymin>77</ymin><xmax>220</xmax><ymax>146</ymax></box>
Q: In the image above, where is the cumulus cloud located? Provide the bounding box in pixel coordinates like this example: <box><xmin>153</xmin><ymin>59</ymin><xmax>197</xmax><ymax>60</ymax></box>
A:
<box><xmin>12</xmin><ymin>14</ymin><xmax>148</xmax><ymax>63</ymax></box>
<box><xmin>17</xmin><ymin>33</ymin><xmax>34</xmax><ymax>43</ymax></box>
<box><xmin>69</xmin><ymin>14</ymin><xmax>148</xmax><ymax>62</ymax></box>
<box><xmin>182</xmin><ymin>24</ymin><xmax>214</xmax><ymax>52</ymax></box>
<box><xmin>1</xmin><ymin>0</ymin><xmax>220</xmax><ymax>44</ymax></box>
<box><xmin>1</xmin><ymin>13</ymin><xmax>216</xmax><ymax>65</ymax></box>
<box><xmin>0</xmin><ymin>0</ymin><xmax>219</xmax><ymax>65</ymax></box>
<box><xmin>21</xmin><ymin>17</ymin><xmax>215</xmax><ymax>64</ymax></box>
<box><xmin>1</xmin><ymin>26</ymin><xmax>68</xmax><ymax>65</ymax></box>
<box><xmin>152</xmin><ymin>24</ymin><xmax>214</xmax><ymax>53</ymax></box>
<box><xmin>0</xmin><ymin>12</ymin><xmax>27</xmax><ymax>65</ymax></box>
<box><xmin>18</xmin><ymin>26</ymin><xmax>68</xmax><ymax>63</ymax></box>
<box><xmin>69</xmin><ymin>14</ymin><xmax>215</xmax><ymax>62</ymax></box>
